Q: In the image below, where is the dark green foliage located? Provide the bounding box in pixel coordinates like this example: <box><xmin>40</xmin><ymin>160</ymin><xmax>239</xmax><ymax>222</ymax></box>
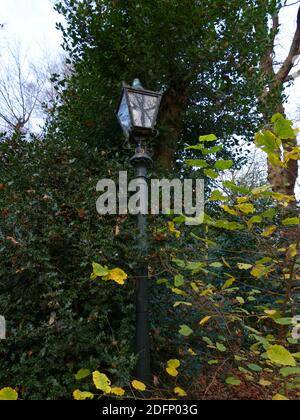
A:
<box><xmin>52</xmin><ymin>0</ymin><xmax>279</xmax><ymax>169</ymax></box>
<box><xmin>0</xmin><ymin>135</ymin><xmax>137</xmax><ymax>399</ymax></box>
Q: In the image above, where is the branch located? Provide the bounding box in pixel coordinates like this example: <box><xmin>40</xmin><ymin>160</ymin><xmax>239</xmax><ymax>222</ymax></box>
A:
<box><xmin>276</xmin><ymin>6</ymin><xmax>300</xmax><ymax>83</ymax></box>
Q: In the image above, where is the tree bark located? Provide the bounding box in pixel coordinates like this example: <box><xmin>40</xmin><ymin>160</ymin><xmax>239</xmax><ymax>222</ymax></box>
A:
<box><xmin>154</xmin><ymin>79</ymin><xmax>189</xmax><ymax>172</ymax></box>
<box><xmin>260</xmin><ymin>7</ymin><xmax>300</xmax><ymax>198</ymax></box>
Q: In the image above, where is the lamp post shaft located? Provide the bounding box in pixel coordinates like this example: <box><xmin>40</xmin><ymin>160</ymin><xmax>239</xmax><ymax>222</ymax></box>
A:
<box><xmin>131</xmin><ymin>142</ymin><xmax>152</xmax><ymax>385</ymax></box>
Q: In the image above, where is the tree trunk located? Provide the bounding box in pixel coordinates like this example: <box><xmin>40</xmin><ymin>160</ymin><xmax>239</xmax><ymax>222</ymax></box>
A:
<box><xmin>260</xmin><ymin>7</ymin><xmax>300</xmax><ymax>199</ymax></box>
<box><xmin>154</xmin><ymin>79</ymin><xmax>189</xmax><ymax>172</ymax></box>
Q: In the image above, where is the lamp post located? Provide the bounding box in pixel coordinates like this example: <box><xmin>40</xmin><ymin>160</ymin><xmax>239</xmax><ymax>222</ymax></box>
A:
<box><xmin>117</xmin><ymin>79</ymin><xmax>162</xmax><ymax>384</ymax></box>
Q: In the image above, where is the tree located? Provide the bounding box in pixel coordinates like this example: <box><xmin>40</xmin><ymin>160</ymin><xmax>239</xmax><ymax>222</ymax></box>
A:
<box><xmin>0</xmin><ymin>43</ymin><xmax>66</xmax><ymax>135</ymax></box>
<box><xmin>260</xmin><ymin>2</ymin><xmax>300</xmax><ymax>197</ymax></box>
<box><xmin>53</xmin><ymin>0</ymin><xmax>277</xmax><ymax>171</ymax></box>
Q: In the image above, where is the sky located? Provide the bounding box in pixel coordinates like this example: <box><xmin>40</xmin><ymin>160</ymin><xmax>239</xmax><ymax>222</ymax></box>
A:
<box><xmin>1</xmin><ymin>0</ymin><xmax>63</xmax><ymax>61</ymax></box>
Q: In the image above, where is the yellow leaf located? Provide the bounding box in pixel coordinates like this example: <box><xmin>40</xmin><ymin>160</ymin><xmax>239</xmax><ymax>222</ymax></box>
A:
<box><xmin>174</xmin><ymin>387</ymin><xmax>187</xmax><ymax>397</ymax></box>
<box><xmin>221</xmin><ymin>205</ymin><xmax>238</xmax><ymax>216</ymax></box>
<box><xmin>199</xmin><ymin>316</ymin><xmax>212</xmax><ymax>326</ymax></box>
<box><xmin>111</xmin><ymin>387</ymin><xmax>125</xmax><ymax>396</ymax></box>
<box><xmin>73</xmin><ymin>390</ymin><xmax>94</xmax><ymax>400</ymax></box>
<box><xmin>222</xmin><ymin>276</ymin><xmax>236</xmax><ymax>290</ymax></box>
<box><xmin>166</xmin><ymin>367</ymin><xmax>179</xmax><ymax>377</ymax></box>
<box><xmin>0</xmin><ymin>387</ymin><xmax>18</xmax><ymax>400</ymax></box>
<box><xmin>172</xmin><ymin>288</ymin><xmax>188</xmax><ymax>297</ymax></box>
<box><xmin>259</xmin><ymin>379</ymin><xmax>272</xmax><ymax>387</ymax></box>
<box><xmin>237</xmin><ymin>263</ymin><xmax>253</xmax><ymax>270</ymax></box>
<box><xmin>236</xmin><ymin>203</ymin><xmax>256</xmax><ymax>214</ymax></box>
<box><xmin>166</xmin><ymin>359</ymin><xmax>180</xmax><ymax>377</ymax></box>
<box><xmin>107</xmin><ymin>268</ymin><xmax>128</xmax><ymax>285</ymax></box>
<box><xmin>287</xmin><ymin>244</ymin><xmax>297</xmax><ymax>258</ymax></box>
<box><xmin>168</xmin><ymin>359</ymin><xmax>180</xmax><ymax>369</ymax></box>
<box><xmin>273</xmin><ymin>394</ymin><xmax>289</xmax><ymax>401</ymax></box>
<box><xmin>168</xmin><ymin>222</ymin><xmax>181</xmax><ymax>238</ymax></box>
<box><xmin>131</xmin><ymin>380</ymin><xmax>146</xmax><ymax>391</ymax></box>
<box><xmin>262</xmin><ymin>226</ymin><xmax>277</xmax><ymax>237</ymax></box>
<box><xmin>93</xmin><ymin>371</ymin><xmax>111</xmax><ymax>393</ymax></box>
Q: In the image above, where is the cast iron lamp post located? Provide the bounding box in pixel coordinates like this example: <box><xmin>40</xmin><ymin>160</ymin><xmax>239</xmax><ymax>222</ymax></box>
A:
<box><xmin>116</xmin><ymin>79</ymin><xmax>162</xmax><ymax>384</ymax></box>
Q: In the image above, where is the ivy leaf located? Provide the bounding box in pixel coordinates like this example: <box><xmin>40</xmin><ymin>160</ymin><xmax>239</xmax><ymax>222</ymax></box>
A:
<box><xmin>267</xmin><ymin>345</ymin><xmax>296</xmax><ymax>367</ymax></box>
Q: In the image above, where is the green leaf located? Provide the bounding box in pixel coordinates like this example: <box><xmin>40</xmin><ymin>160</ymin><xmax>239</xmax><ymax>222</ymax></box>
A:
<box><xmin>214</xmin><ymin>160</ymin><xmax>233</xmax><ymax>170</ymax></box>
<box><xmin>210</xmin><ymin>190</ymin><xmax>228</xmax><ymax>201</ymax></box>
<box><xmin>267</xmin><ymin>345</ymin><xmax>296</xmax><ymax>367</ymax></box>
<box><xmin>199</xmin><ymin>134</ymin><xmax>217</xmax><ymax>142</ymax></box>
<box><xmin>204</xmin><ymin>169</ymin><xmax>219</xmax><ymax>179</ymax></box>
<box><xmin>75</xmin><ymin>369</ymin><xmax>91</xmax><ymax>380</ymax></box>
<box><xmin>247</xmin><ymin>364</ymin><xmax>262</xmax><ymax>372</ymax></box>
<box><xmin>255</xmin><ymin>130</ymin><xmax>281</xmax><ymax>153</ymax></box>
<box><xmin>222</xmin><ymin>181</ymin><xmax>250</xmax><ymax>194</ymax></box>
<box><xmin>0</xmin><ymin>388</ymin><xmax>18</xmax><ymax>400</ymax></box>
<box><xmin>174</xmin><ymin>274</ymin><xmax>184</xmax><ymax>287</ymax></box>
<box><xmin>93</xmin><ymin>371</ymin><xmax>111</xmax><ymax>393</ymax></box>
<box><xmin>274</xmin><ymin>318</ymin><xmax>293</xmax><ymax>326</ymax></box>
<box><xmin>271</xmin><ymin>113</ymin><xmax>295</xmax><ymax>139</ymax></box>
<box><xmin>202</xmin><ymin>145</ymin><xmax>223</xmax><ymax>156</ymax></box>
<box><xmin>280</xmin><ymin>367</ymin><xmax>300</xmax><ymax>378</ymax></box>
<box><xmin>216</xmin><ymin>342</ymin><xmax>227</xmax><ymax>352</ymax></box>
<box><xmin>179</xmin><ymin>325</ymin><xmax>193</xmax><ymax>337</ymax></box>
<box><xmin>214</xmin><ymin>220</ymin><xmax>244</xmax><ymax>231</ymax></box>
<box><xmin>186</xmin><ymin>159</ymin><xmax>208</xmax><ymax>168</ymax></box>
<box><xmin>282</xmin><ymin>217</ymin><xmax>299</xmax><ymax>226</ymax></box>
<box><xmin>92</xmin><ymin>262</ymin><xmax>109</xmax><ymax>278</ymax></box>
<box><xmin>226</xmin><ymin>377</ymin><xmax>241</xmax><ymax>386</ymax></box>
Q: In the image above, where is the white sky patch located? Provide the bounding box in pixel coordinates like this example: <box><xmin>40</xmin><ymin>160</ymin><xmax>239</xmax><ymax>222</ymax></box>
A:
<box><xmin>1</xmin><ymin>0</ymin><xmax>63</xmax><ymax>61</ymax></box>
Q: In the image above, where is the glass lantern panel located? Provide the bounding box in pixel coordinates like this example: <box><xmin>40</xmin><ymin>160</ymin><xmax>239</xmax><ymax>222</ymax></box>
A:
<box><xmin>117</xmin><ymin>93</ymin><xmax>131</xmax><ymax>131</ymax></box>
<box><xmin>128</xmin><ymin>92</ymin><xmax>158</xmax><ymax>128</ymax></box>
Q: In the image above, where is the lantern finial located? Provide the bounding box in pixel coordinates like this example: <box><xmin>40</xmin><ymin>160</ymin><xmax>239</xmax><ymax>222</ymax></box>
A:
<box><xmin>132</xmin><ymin>78</ymin><xmax>144</xmax><ymax>89</ymax></box>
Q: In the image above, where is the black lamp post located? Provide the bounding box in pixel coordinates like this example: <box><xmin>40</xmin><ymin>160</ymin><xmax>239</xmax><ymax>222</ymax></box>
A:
<box><xmin>117</xmin><ymin>79</ymin><xmax>162</xmax><ymax>385</ymax></box>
